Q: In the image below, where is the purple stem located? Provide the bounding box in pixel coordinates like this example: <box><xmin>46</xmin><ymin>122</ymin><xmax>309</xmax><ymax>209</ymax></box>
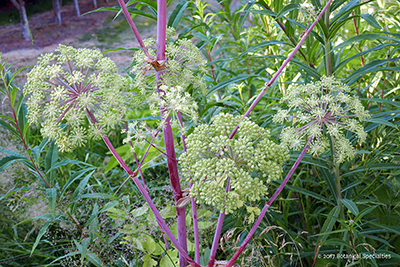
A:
<box><xmin>229</xmin><ymin>0</ymin><xmax>334</xmax><ymax>139</ymax></box>
<box><xmin>224</xmin><ymin>137</ymin><xmax>313</xmax><ymax>267</ymax></box>
<box><xmin>156</xmin><ymin>1</ymin><xmax>188</xmax><ymax>265</ymax></box>
<box><xmin>208</xmin><ymin>177</ymin><xmax>231</xmax><ymax>267</ymax></box>
<box><xmin>177</xmin><ymin>111</ymin><xmax>201</xmax><ymax>263</ymax></box>
<box><xmin>85</xmin><ymin>109</ymin><xmax>199</xmax><ymax>267</ymax></box>
<box><xmin>117</xmin><ymin>0</ymin><xmax>152</xmax><ymax>59</ymax></box>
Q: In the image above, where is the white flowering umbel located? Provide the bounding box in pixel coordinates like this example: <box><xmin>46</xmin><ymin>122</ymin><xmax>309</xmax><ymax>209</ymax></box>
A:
<box><xmin>180</xmin><ymin>113</ymin><xmax>289</xmax><ymax>214</ymax></box>
<box><xmin>131</xmin><ymin>28</ymin><xmax>207</xmax><ymax>93</ymax></box>
<box><xmin>273</xmin><ymin>76</ymin><xmax>369</xmax><ymax>164</ymax></box>
<box><xmin>24</xmin><ymin>45</ymin><xmax>129</xmax><ymax>152</ymax></box>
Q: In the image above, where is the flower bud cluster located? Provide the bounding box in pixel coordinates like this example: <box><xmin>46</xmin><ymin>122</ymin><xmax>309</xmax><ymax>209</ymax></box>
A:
<box><xmin>24</xmin><ymin>45</ymin><xmax>130</xmax><ymax>152</ymax></box>
<box><xmin>180</xmin><ymin>113</ymin><xmax>289</xmax><ymax>213</ymax></box>
<box><xmin>273</xmin><ymin>76</ymin><xmax>370</xmax><ymax>163</ymax></box>
<box><xmin>130</xmin><ymin>28</ymin><xmax>206</xmax><ymax>127</ymax></box>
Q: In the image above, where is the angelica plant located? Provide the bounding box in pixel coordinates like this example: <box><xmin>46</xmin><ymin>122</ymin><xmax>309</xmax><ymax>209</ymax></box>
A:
<box><xmin>273</xmin><ymin>76</ymin><xmax>369</xmax><ymax>163</ymax></box>
<box><xmin>180</xmin><ymin>113</ymin><xmax>289</xmax><ymax>213</ymax></box>
<box><xmin>24</xmin><ymin>45</ymin><xmax>130</xmax><ymax>152</ymax></box>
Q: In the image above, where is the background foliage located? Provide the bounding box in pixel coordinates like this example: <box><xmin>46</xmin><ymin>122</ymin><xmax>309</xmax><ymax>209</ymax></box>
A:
<box><xmin>1</xmin><ymin>0</ymin><xmax>400</xmax><ymax>266</ymax></box>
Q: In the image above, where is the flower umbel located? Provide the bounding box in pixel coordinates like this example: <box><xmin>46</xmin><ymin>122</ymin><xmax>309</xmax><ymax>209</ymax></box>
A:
<box><xmin>273</xmin><ymin>76</ymin><xmax>369</xmax><ymax>163</ymax></box>
<box><xmin>180</xmin><ymin>113</ymin><xmax>289</xmax><ymax>214</ymax></box>
<box><xmin>24</xmin><ymin>45</ymin><xmax>129</xmax><ymax>152</ymax></box>
<box><xmin>131</xmin><ymin>28</ymin><xmax>207</xmax><ymax>93</ymax></box>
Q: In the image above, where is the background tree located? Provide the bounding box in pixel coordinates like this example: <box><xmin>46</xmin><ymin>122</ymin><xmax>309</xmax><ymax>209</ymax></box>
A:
<box><xmin>9</xmin><ymin>0</ymin><xmax>31</xmax><ymax>41</ymax></box>
<box><xmin>52</xmin><ymin>0</ymin><xmax>62</xmax><ymax>25</ymax></box>
<box><xmin>73</xmin><ymin>0</ymin><xmax>80</xmax><ymax>16</ymax></box>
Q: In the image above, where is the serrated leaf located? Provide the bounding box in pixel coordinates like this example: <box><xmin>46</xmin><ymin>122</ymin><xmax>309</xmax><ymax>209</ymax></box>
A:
<box><xmin>160</xmin><ymin>249</ymin><xmax>178</xmax><ymax>267</ymax></box>
<box><xmin>143</xmin><ymin>254</ymin><xmax>157</xmax><ymax>267</ymax></box>
<box><xmin>142</xmin><ymin>236</ymin><xmax>157</xmax><ymax>254</ymax></box>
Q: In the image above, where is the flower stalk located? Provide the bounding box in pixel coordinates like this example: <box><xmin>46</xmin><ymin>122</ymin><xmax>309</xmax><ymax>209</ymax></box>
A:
<box><xmin>224</xmin><ymin>137</ymin><xmax>313</xmax><ymax>267</ymax></box>
<box><xmin>229</xmin><ymin>0</ymin><xmax>334</xmax><ymax>139</ymax></box>
<box><xmin>156</xmin><ymin>1</ymin><xmax>188</xmax><ymax>265</ymax></box>
<box><xmin>86</xmin><ymin>108</ymin><xmax>199</xmax><ymax>267</ymax></box>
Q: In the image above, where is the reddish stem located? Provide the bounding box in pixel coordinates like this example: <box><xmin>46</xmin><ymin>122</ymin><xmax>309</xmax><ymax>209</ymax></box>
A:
<box><xmin>117</xmin><ymin>0</ymin><xmax>152</xmax><ymax>59</ymax></box>
<box><xmin>352</xmin><ymin>12</ymin><xmax>365</xmax><ymax>67</ymax></box>
<box><xmin>229</xmin><ymin>0</ymin><xmax>333</xmax><ymax>139</ymax></box>
<box><xmin>208</xmin><ymin>177</ymin><xmax>231</xmax><ymax>267</ymax></box>
<box><xmin>86</xmin><ymin>109</ymin><xmax>199</xmax><ymax>266</ymax></box>
<box><xmin>156</xmin><ymin>1</ymin><xmax>187</xmax><ymax>265</ymax></box>
<box><xmin>177</xmin><ymin>111</ymin><xmax>201</xmax><ymax>263</ymax></box>
<box><xmin>224</xmin><ymin>137</ymin><xmax>313</xmax><ymax>267</ymax></box>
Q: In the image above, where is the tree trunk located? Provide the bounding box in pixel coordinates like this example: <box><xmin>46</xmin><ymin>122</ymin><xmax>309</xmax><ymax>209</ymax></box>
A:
<box><xmin>73</xmin><ymin>0</ymin><xmax>80</xmax><ymax>16</ymax></box>
<box><xmin>52</xmin><ymin>0</ymin><xmax>62</xmax><ymax>25</ymax></box>
<box><xmin>10</xmin><ymin>0</ymin><xmax>31</xmax><ymax>41</ymax></box>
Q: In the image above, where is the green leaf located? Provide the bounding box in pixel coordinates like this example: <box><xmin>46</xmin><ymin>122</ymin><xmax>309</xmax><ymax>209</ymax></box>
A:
<box><xmin>284</xmin><ymin>184</ymin><xmax>335</xmax><ymax>205</ymax></box>
<box><xmin>80</xmin><ymin>238</ymin><xmax>91</xmax><ymax>264</ymax></box>
<box><xmin>79</xmin><ymin>193</ymin><xmax>117</xmax><ymax>199</ymax></box>
<box><xmin>102</xmin><ymin>47</ymin><xmax>140</xmax><ymax>54</ymax></box>
<box><xmin>142</xmin><ymin>236</ymin><xmax>157</xmax><ymax>254</ymax></box>
<box><xmin>361</xmin><ymin>98</ymin><xmax>400</xmax><ymax>109</ymax></box>
<box><xmin>360</xmin><ymin>14</ymin><xmax>382</xmax><ymax>29</ymax></box>
<box><xmin>160</xmin><ymin>249</ymin><xmax>179</xmax><ymax>267</ymax></box>
<box><xmin>353</xmin><ymin>205</ymin><xmax>378</xmax><ymax>224</ymax></box>
<box><xmin>167</xmin><ymin>1</ymin><xmax>189</xmax><ymax>28</ymax></box>
<box><xmin>207</xmin><ymin>74</ymin><xmax>259</xmax><ymax>96</ymax></box>
<box><xmin>198</xmin><ymin>221</ymin><xmax>215</xmax><ymax>230</ymax></box>
<box><xmin>342</xmin><ymin>163</ymin><xmax>400</xmax><ymax>177</ymax></box>
<box><xmin>84</xmin><ymin>5</ymin><xmax>156</xmax><ymax>20</ymax></box>
<box><xmin>46</xmin><ymin>188</ymin><xmax>57</xmax><ymax>217</ymax></box>
<box><xmin>276</xmin><ymin>3</ymin><xmax>300</xmax><ymax>19</ymax></box>
<box><xmin>143</xmin><ymin>254</ymin><xmax>157</xmax><ymax>267</ymax></box>
<box><xmin>317</xmin><ymin>206</ymin><xmax>340</xmax><ymax>244</ymax></box>
<box><xmin>31</xmin><ymin>220</ymin><xmax>52</xmax><ymax>255</ymax></box>
<box><xmin>340</xmin><ymin>199</ymin><xmax>359</xmax><ymax>215</ymax></box>
<box><xmin>367</xmin><ymin>221</ymin><xmax>400</xmax><ymax>236</ymax></box>
<box><xmin>72</xmin><ymin>170</ymin><xmax>94</xmax><ymax>200</ymax></box>
<box><xmin>0</xmin><ymin>119</ymin><xmax>20</xmax><ymax>139</ymax></box>
<box><xmin>130</xmin><ymin>206</ymin><xmax>149</xmax><ymax>218</ymax></box>
<box><xmin>45</xmin><ymin>142</ymin><xmax>59</xmax><ymax>182</ymax></box>
<box><xmin>62</xmin><ymin>168</ymin><xmax>96</xmax><ymax>193</ymax></box>
<box><xmin>367</xmin><ymin>118</ymin><xmax>397</xmax><ymax>128</ymax></box>
<box><xmin>46</xmin><ymin>159</ymin><xmax>85</xmax><ymax>173</ymax></box>
<box><xmin>0</xmin><ymin>155</ymin><xmax>27</xmax><ymax>172</ymax></box>
<box><xmin>333</xmin><ymin>34</ymin><xmax>399</xmax><ymax>51</ymax></box>
<box><xmin>240</xmin><ymin>40</ymin><xmax>289</xmax><ymax>57</ymax></box>
<box><xmin>200</xmin><ymin>247</ymin><xmax>211</xmax><ymax>266</ymax></box>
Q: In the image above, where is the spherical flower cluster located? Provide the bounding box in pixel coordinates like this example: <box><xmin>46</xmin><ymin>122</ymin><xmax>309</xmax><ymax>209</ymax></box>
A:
<box><xmin>131</xmin><ymin>28</ymin><xmax>207</xmax><ymax>93</ymax></box>
<box><xmin>179</xmin><ymin>113</ymin><xmax>289</xmax><ymax>213</ymax></box>
<box><xmin>273</xmin><ymin>76</ymin><xmax>370</xmax><ymax>163</ymax></box>
<box><xmin>24</xmin><ymin>45</ymin><xmax>130</xmax><ymax>152</ymax></box>
<box><xmin>147</xmin><ymin>85</ymin><xmax>199</xmax><ymax>131</ymax></box>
